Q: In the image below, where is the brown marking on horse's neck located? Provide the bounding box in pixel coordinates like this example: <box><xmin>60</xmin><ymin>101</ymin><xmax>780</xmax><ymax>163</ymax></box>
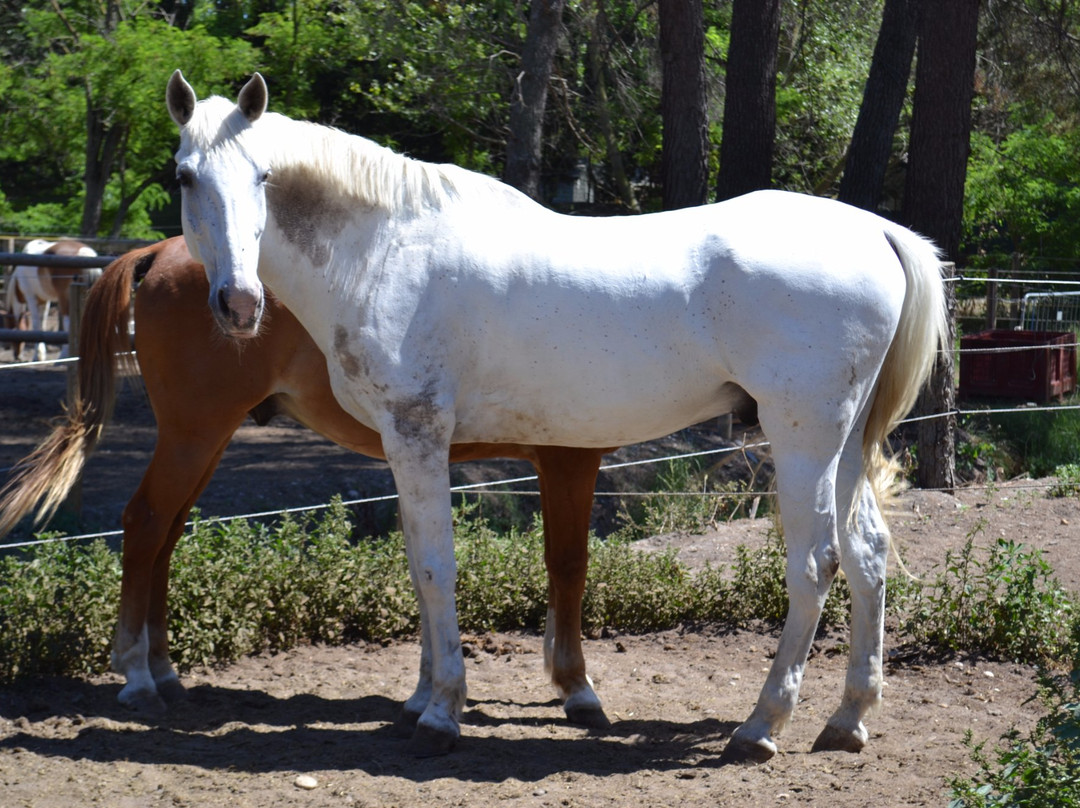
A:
<box><xmin>267</xmin><ymin>164</ymin><xmax>353</xmax><ymax>268</ymax></box>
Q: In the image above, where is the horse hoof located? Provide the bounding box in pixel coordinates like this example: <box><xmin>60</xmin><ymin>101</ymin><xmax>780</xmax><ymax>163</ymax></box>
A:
<box><xmin>408</xmin><ymin>722</ymin><xmax>458</xmax><ymax>758</ymax></box>
<box><xmin>156</xmin><ymin>678</ymin><xmax>189</xmax><ymax>704</ymax></box>
<box><xmin>393</xmin><ymin>708</ymin><xmax>422</xmax><ymax>739</ymax></box>
<box><xmin>719</xmin><ymin>735</ymin><xmax>777</xmax><ymax>765</ymax></box>
<box><xmin>811</xmin><ymin>723</ymin><xmax>867</xmax><ymax>754</ymax></box>
<box><xmin>118</xmin><ymin>689</ymin><xmax>168</xmax><ymax>717</ymax></box>
<box><xmin>565</xmin><ymin>703</ymin><xmax>612</xmax><ymax>729</ymax></box>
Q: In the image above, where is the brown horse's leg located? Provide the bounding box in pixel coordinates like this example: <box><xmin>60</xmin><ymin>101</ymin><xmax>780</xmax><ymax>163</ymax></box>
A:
<box><xmin>534</xmin><ymin>446</ymin><xmax>610</xmax><ymax>728</ymax></box>
<box><xmin>113</xmin><ymin>432</ymin><xmax>235</xmax><ymax>714</ymax></box>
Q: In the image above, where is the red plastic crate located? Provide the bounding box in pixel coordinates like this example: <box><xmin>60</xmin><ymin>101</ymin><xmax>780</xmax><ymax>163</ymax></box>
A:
<box><xmin>959</xmin><ymin>329</ymin><xmax>1077</xmax><ymax>403</ymax></box>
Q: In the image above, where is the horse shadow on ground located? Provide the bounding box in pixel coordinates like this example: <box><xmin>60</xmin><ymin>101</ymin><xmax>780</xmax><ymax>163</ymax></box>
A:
<box><xmin>0</xmin><ymin>676</ymin><xmax>742</xmax><ymax>782</ymax></box>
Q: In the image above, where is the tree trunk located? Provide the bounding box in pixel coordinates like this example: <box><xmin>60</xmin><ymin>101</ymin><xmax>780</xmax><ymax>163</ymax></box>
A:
<box><xmin>715</xmin><ymin>0</ymin><xmax>781</xmax><ymax>201</ymax></box>
<box><xmin>586</xmin><ymin>8</ymin><xmax>638</xmax><ymax>211</ymax></box>
<box><xmin>80</xmin><ymin>104</ymin><xmax>126</xmax><ymax>238</ymax></box>
<box><xmin>916</xmin><ymin>263</ymin><xmax>957</xmax><ymax>493</ymax></box>
<box><xmin>838</xmin><ymin>0</ymin><xmax>918</xmax><ymax>212</ymax></box>
<box><xmin>901</xmin><ymin>0</ymin><xmax>981</xmax><ymax>263</ymax></box>
<box><xmin>504</xmin><ymin>0</ymin><xmax>566</xmax><ymax>200</ymax></box>
<box><xmin>659</xmin><ymin>0</ymin><xmax>708</xmax><ymax>210</ymax></box>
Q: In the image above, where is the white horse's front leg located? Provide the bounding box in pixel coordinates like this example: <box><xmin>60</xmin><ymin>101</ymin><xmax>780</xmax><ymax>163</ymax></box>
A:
<box><xmin>385</xmin><ymin>436</ymin><xmax>465</xmax><ymax>756</ymax></box>
<box><xmin>398</xmin><ymin>518</ymin><xmax>435</xmax><ymax>731</ymax></box>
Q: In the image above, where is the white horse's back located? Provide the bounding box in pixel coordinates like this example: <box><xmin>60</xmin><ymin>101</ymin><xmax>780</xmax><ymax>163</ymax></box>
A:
<box><xmin>350</xmin><ymin>190</ymin><xmax>928</xmax><ymax>449</ymax></box>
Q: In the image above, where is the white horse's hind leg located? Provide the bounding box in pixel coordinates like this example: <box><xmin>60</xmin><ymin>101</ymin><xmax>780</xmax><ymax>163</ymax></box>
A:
<box><xmin>28</xmin><ymin>297</ymin><xmax>48</xmax><ymax>362</ymax></box>
<box><xmin>813</xmin><ymin>478</ymin><xmax>889</xmax><ymax>753</ymax></box>
<box><xmin>58</xmin><ymin>311</ymin><xmax>71</xmax><ymax>359</ymax></box>
<box><xmin>722</xmin><ymin>445</ymin><xmax>842</xmax><ymax>764</ymax></box>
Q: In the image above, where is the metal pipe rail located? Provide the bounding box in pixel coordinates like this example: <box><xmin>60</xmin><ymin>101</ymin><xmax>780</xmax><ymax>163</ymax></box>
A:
<box><xmin>0</xmin><ymin>252</ymin><xmax>116</xmax><ymax>269</ymax></box>
<box><xmin>0</xmin><ymin>329</ymin><xmax>68</xmax><ymax>344</ymax></box>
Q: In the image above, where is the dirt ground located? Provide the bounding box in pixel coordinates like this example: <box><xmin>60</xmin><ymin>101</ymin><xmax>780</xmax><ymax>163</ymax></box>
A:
<box><xmin>2</xmin><ymin>356</ymin><xmax>1079</xmax><ymax>807</ymax></box>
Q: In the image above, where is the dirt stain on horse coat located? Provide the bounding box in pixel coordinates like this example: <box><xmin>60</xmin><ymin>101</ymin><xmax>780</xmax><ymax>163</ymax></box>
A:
<box><xmin>267</xmin><ymin>165</ymin><xmax>352</xmax><ymax>267</ymax></box>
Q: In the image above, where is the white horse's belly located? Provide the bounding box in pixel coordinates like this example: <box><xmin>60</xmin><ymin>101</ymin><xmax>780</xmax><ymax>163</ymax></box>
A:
<box><xmin>450</xmin><ymin>372</ymin><xmax>740</xmax><ymax>447</ymax></box>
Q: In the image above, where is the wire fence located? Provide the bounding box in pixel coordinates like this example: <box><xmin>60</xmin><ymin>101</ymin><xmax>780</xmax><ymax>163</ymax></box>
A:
<box><xmin>3</xmin><ymin>269</ymin><xmax>1080</xmax><ymax>550</ymax></box>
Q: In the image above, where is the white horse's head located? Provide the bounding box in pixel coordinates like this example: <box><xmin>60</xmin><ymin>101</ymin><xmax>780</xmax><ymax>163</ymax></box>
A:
<box><xmin>166</xmin><ymin>70</ymin><xmax>271</xmax><ymax>338</ymax></box>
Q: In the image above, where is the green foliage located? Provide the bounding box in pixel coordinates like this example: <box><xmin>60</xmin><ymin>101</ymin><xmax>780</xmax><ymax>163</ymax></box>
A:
<box><xmin>964</xmin><ymin>118</ymin><xmax>1080</xmax><ymax>263</ymax></box>
<box><xmin>0</xmin><ymin>9</ymin><xmax>256</xmax><ymax>236</ymax></box>
<box><xmin>991</xmin><ymin>407</ymin><xmax>1080</xmax><ymax>479</ymax></box>
<box><xmin>772</xmin><ymin>0</ymin><xmax>883</xmax><ymax>195</ymax></box>
<box><xmin>1050</xmin><ymin>465</ymin><xmax>1080</xmax><ymax>498</ymax></box>
<box><xmin>620</xmin><ymin>457</ymin><xmax>773</xmax><ymax>540</ymax></box>
<box><xmin>949</xmin><ymin>667</ymin><xmax>1080</xmax><ymax>808</ymax></box>
<box><xmin>0</xmin><ymin>496</ymin><xmax>867</xmax><ymax>683</ymax></box>
<box><xmin>453</xmin><ymin>510</ymin><xmax>548</xmax><ymax>632</ymax></box>
<box><xmin>0</xmin><ymin>538</ymin><xmax>120</xmax><ymax>681</ymax></box>
<box><xmin>166</xmin><ymin>501</ymin><xmax>416</xmax><ymax>669</ymax></box>
<box><xmin>898</xmin><ymin>523</ymin><xmax>1076</xmax><ymax>664</ymax></box>
<box><xmin>2</xmin><ymin>489</ymin><xmax>1076</xmax><ymax>686</ymax></box>
<box><xmin>582</xmin><ymin>537</ymin><xmax>696</xmax><ymax>632</ymax></box>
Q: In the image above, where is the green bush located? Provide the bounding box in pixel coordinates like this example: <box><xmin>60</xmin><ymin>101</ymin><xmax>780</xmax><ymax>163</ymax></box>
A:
<box><xmin>991</xmin><ymin>408</ymin><xmax>1080</xmax><ymax>479</ymax></box>
<box><xmin>0</xmin><ymin>537</ymin><xmax>120</xmax><ymax>680</ymax></box>
<box><xmin>2</xmin><ymin>491</ymin><xmax>1074</xmax><ymax>685</ymax></box>
<box><xmin>949</xmin><ymin>666</ymin><xmax>1080</xmax><ymax>808</ymax></box>
<box><xmin>1050</xmin><ymin>464</ymin><xmax>1080</xmax><ymax>498</ymax></box>
<box><xmin>621</xmin><ymin>457</ymin><xmax>771</xmax><ymax>539</ymax></box>
<box><xmin>897</xmin><ymin>522</ymin><xmax>1076</xmax><ymax>664</ymax></box>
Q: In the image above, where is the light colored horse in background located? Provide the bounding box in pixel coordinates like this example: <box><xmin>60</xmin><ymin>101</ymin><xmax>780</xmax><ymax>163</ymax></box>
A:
<box><xmin>6</xmin><ymin>238</ymin><xmax>99</xmax><ymax>361</ymax></box>
<box><xmin>0</xmin><ymin>237</ymin><xmax>610</xmax><ymax>727</ymax></box>
<box><xmin>167</xmin><ymin>71</ymin><xmax>948</xmax><ymax>762</ymax></box>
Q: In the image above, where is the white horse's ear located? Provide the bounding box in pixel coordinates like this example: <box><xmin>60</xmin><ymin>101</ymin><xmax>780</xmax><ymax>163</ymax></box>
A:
<box><xmin>237</xmin><ymin>73</ymin><xmax>268</xmax><ymax>123</ymax></box>
<box><xmin>166</xmin><ymin>69</ymin><xmax>197</xmax><ymax>127</ymax></box>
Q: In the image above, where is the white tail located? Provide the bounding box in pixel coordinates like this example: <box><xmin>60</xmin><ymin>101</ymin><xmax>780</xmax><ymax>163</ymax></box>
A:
<box><xmin>862</xmin><ymin>225</ymin><xmax>949</xmax><ymax>502</ymax></box>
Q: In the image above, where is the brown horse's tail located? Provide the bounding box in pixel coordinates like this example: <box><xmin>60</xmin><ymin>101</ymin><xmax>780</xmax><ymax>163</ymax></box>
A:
<box><xmin>0</xmin><ymin>247</ymin><xmax>146</xmax><ymax>536</ymax></box>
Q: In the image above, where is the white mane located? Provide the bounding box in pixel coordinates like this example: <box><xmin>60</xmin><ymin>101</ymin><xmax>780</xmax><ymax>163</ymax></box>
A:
<box><xmin>184</xmin><ymin>96</ymin><xmax>507</xmax><ymax>214</ymax></box>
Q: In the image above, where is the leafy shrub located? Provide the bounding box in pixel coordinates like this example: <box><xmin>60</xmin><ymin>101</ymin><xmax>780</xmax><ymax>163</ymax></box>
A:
<box><xmin>898</xmin><ymin>522</ymin><xmax>1076</xmax><ymax>664</ymax></box>
<box><xmin>583</xmin><ymin>537</ymin><xmax>696</xmax><ymax>632</ymax></box>
<box><xmin>949</xmin><ymin>666</ymin><xmax>1080</xmax><ymax>808</ymax></box>
<box><xmin>3</xmin><ymin>492</ymin><xmax>1071</xmax><ymax>685</ymax></box>
<box><xmin>453</xmin><ymin>511</ymin><xmax>548</xmax><ymax>632</ymax></box>
<box><xmin>0</xmin><ymin>537</ymin><xmax>120</xmax><ymax>680</ymax></box>
<box><xmin>991</xmin><ymin>407</ymin><xmax>1080</xmax><ymax>479</ymax></box>
<box><xmin>623</xmin><ymin>457</ymin><xmax>771</xmax><ymax>539</ymax></box>
<box><xmin>1049</xmin><ymin>464</ymin><xmax>1080</xmax><ymax>498</ymax></box>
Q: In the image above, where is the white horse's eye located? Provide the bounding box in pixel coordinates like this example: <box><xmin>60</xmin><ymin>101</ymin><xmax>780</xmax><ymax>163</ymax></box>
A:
<box><xmin>177</xmin><ymin>167</ymin><xmax>194</xmax><ymax>188</ymax></box>
<box><xmin>260</xmin><ymin>169</ymin><xmax>272</xmax><ymax>184</ymax></box>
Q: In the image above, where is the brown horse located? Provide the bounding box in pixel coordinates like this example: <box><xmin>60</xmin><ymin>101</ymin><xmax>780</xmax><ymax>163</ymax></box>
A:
<box><xmin>6</xmin><ymin>239</ymin><xmax>100</xmax><ymax>362</ymax></box>
<box><xmin>0</xmin><ymin>236</ymin><xmax>610</xmax><ymax>730</ymax></box>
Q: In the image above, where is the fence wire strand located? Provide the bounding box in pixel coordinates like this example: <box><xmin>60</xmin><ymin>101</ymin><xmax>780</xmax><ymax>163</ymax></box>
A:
<box><xmin>4</xmin><ymin>263</ymin><xmax>1080</xmax><ymax>548</ymax></box>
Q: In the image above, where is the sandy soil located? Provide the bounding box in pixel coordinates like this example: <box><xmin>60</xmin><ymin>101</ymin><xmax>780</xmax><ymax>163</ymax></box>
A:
<box><xmin>1</xmin><ymin>357</ymin><xmax>1079</xmax><ymax>807</ymax></box>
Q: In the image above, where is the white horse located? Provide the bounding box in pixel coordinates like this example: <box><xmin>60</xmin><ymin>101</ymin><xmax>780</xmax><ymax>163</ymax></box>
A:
<box><xmin>7</xmin><ymin>238</ymin><xmax>100</xmax><ymax>361</ymax></box>
<box><xmin>166</xmin><ymin>71</ymin><xmax>948</xmax><ymax>762</ymax></box>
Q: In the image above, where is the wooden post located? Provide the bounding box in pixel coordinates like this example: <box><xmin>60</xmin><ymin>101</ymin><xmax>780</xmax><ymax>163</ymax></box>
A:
<box><xmin>985</xmin><ymin>265</ymin><xmax>998</xmax><ymax>330</ymax></box>
<box><xmin>915</xmin><ymin>262</ymin><xmax>956</xmax><ymax>493</ymax></box>
<box><xmin>61</xmin><ymin>280</ymin><xmax>87</xmax><ymax>520</ymax></box>
<box><xmin>1010</xmin><ymin>251</ymin><xmax>1023</xmax><ymax>328</ymax></box>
